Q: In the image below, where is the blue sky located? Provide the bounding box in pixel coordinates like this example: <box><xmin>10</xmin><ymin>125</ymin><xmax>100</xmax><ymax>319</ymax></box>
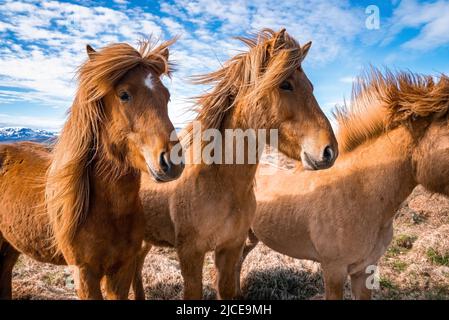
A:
<box><xmin>0</xmin><ymin>0</ymin><xmax>448</xmax><ymax>130</ymax></box>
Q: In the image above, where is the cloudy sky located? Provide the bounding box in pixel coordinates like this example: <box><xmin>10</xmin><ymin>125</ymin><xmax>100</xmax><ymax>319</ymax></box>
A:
<box><xmin>0</xmin><ymin>0</ymin><xmax>448</xmax><ymax>130</ymax></box>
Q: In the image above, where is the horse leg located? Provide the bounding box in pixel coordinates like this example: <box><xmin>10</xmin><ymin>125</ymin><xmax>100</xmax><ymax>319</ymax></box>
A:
<box><xmin>235</xmin><ymin>229</ymin><xmax>259</xmax><ymax>297</ymax></box>
<box><xmin>321</xmin><ymin>264</ymin><xmax>347</xmax><ymax>300</ymax></box>
<box><xmin>77</xmin><ymin>266</ymin><xmax>103</xmax><ymax>300</ymax></box>
<box><xmin>214</xmin><ymin>240</ymin><xmax>245</xmax><ymax>300</ymax></box>
<box><xmin>103</xmin><ymin>260</ymin><xmax>137</xmax><ymax>300</ymax></box>
<box><xmin>0</xmin><ymin>241</ymin><xmax>20</xmax><ymax>300</ymax></box>
<box><xmin>132</xmin><ymin>241</ymin><xmax>152</xmax><ymax>300</ymax></box>
<box><xmin>242</xmin><ymin>229</ymin><xmax>259</xmax><ymax>260</ymax></box>
<box><xmin>350</xmin><ymin>269</ymin><xmax>373</xmax><ymax>300</ymax></box>
<box><xmin>177</xmin><ymin>245</ymin><xmax>205</xmax><ymax>300</ymax></box>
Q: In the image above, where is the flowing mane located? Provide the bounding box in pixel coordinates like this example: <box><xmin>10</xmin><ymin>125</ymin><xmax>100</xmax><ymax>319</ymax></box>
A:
<box><xmin>183</xmin><ymin>28</ymin><xmax>310</xmax><ymax>144</ymax></box>
<box><xmin>335</xmin><ymin>68</ymin><xmax>449</xmax><ymax>153</ymax></box>
<box><xmin>46</xmin><ymin>39</ymin><xmax>175</xmax><ymax>253</ymax></box>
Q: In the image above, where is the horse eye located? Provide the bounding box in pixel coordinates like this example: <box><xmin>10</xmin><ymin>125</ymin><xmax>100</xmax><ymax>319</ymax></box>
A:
<box><xmin>119</xmin><ymin>92</ymin><xmax>130</xmax><ymax>102</ymax></box>
<box><xmin>280</xmin><ymin>81</ymin><xmax>293</xmax><ymax>91</ymax></box>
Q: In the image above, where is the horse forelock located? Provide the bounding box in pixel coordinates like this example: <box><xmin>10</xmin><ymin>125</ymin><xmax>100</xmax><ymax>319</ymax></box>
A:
<box><xmin>45</xmin><ymin>38</ymin><xmax>176</xmax><ymax>253</ymax></box>
<box><xmin>335</xmin><ymin>68</ymin><xmax>449</xmax><ymax>153</ymax></box>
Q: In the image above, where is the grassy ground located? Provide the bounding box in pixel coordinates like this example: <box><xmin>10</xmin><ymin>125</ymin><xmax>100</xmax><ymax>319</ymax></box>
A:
<box><xmin>10</xmin><ymin>185</ymin><xmax>449</xmax><ymax>300</ymax></box>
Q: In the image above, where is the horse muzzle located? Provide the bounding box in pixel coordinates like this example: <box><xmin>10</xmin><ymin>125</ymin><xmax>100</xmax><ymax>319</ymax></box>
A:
<box><xmin>141</xmin><ymin>146</ymin><xmax>184</xmax><ymax>182</ymax></box>
<box><xmin>146</xmin><ymin>151</ymin><xmax>184</xmax><ymax>182</ymax></box>
<box><xmin>301</xmin><ymin>145</ymin><xmax>337</xmax><ymax>170</ymax></box>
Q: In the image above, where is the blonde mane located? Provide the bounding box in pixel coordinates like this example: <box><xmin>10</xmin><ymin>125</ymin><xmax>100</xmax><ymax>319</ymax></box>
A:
<box><xmin>183</xmin><ymin>28</ymin><xmax>309</xmax><ymax>144</ymax></box>
<box><xmin>335</xmin><ymin>68</ymin><xmax>449</xmax><ymax>153</ymax></box>
<box><xmin>46</xmin><ymin>39</ymin><xmax>175</xmax><ymax>253</ymax></box>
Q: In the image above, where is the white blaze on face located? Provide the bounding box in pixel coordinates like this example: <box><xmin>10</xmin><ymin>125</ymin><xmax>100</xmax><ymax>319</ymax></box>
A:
<box><xmin>144</xmin><ymin>73</ymin><xmax>155</xmax><ymax>90</ymax></box>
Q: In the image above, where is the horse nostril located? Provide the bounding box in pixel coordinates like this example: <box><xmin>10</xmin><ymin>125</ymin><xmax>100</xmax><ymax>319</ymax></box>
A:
<box><xmin>159</xmin><ymin>152</ymin><xmax>171</xmax><ymax>173</ymax></box>
<box><xmin>322</xmin><ymin>146</ymin><xmax>334</xmax><ymax>163</ymax></box>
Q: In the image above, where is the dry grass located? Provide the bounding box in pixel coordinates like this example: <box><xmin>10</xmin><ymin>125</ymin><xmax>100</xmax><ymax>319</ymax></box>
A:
<box><xmin>9</xmin><ymin>185</ymin><xmax>449</xmax><ymax>300</ymax></box>
<box><xmin>377</xmin><ymin>186</ymin><xmax>449</xmax><ymax>300</ymax></box>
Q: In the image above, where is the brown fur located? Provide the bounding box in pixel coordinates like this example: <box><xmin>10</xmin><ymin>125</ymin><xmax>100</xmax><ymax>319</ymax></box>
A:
<box><xmin>241</xmin><ymin>69</ymin><xmax>449</xmax><ymax>300</ymax></box>
<box><xmin>0</xmin><ymin>39</ymin><xmax>183</xmax><ymax>299</ymax></box>
<box><xmin>132</xmin><ymin>29</ymin><xmax>338</xmax><ymax>300</ymax></box>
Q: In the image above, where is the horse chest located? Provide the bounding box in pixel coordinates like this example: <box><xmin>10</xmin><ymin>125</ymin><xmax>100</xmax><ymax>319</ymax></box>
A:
<box><xmin>62</xmin><ymin>204</ymin><xmax>144</xmax><ymax>267</ymax></box>
<box><xmin>200</xmin><ymin>196</ymin><xmax>256</xmax><ymax>247</ymax></box>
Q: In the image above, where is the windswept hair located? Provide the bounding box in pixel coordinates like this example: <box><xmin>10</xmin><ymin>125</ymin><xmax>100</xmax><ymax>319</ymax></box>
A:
<box><xmin>335</xmin><ymin>68</ymin><xmax>449</xmax><ymax>152</ymax></box>
<box><xmin>46</xmin><ymin>38</ymin><xmax>175</xmax><ymax>254</ymax></box>
<box><xmin>184</xmin><ymin>28</ymin><xmax>311</xmax><ymax>145</ymax></box>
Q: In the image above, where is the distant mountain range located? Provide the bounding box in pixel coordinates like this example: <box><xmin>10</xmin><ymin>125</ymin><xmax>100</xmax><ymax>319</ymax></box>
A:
<box><xmin>0</xmin><ymin>127</ymin><xmax>184</xmax><ymax>144</ymax></box>
<box><xmin>0</xmin><ymin>127</ymin><xmax>57</xmax><ymax>143</ymax></box>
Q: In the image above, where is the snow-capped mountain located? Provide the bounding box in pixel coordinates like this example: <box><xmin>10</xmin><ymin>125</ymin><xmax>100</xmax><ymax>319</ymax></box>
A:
<box><xmin>0</xmin><ymin>126</ymin><xmax>183</xmax><ymax>143</ymax></box>
<box><xmin>0</xmin><ymin>127</ymin><xmax>57</xmax><ymax>143</ymax></box>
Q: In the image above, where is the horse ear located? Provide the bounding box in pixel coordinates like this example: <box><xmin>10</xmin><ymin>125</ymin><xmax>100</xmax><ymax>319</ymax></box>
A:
<box><xmin>269</xmin><ymin>28</ymin><xmax>286</xmax><ymax>56</ymax></box>
<box><xmin>160</xmin><ymin>47</ymin><xmax>169</xmax><ymax>61</ymax></box>
<box><xmin>276</xmin><ymin>28</ymin><xmax>286</xmax><ymax>41</ymax></box>
<box><xmin>152</xmin><ymin>48</ymin><xmax>170</xmax><ymax>76</ymax></box>
<box><xmin>86</xmin><ymin>44</ymin><xmax>96</xmax><ymax>60</ymax></box>
<box><xmin>301</xmin><ymin>41</ymin><xmax>312</xmax><ymax>60</ymax></box>
<box><xmin>151</xmin><ymin>38</ymin><xmax>176</xmax><ymax>76</ymax></box>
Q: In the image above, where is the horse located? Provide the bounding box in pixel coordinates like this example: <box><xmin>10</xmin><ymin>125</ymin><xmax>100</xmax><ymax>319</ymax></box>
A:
<box><xmin>0</xmin><ymin>39</ymin><xmax>184</xmax><ymax>299</ymax></box>
<box><xmin>131</xmin><ymin>28</ymin><xmax>339</xmax><ymax>300</ymax></box>
<box><xmin>240</xmin><ymin>69</ymin><xmax>449</xmax><ymax>299</ymax></box>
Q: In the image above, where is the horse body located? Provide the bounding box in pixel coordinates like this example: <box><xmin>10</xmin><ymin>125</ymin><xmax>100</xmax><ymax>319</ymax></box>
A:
<box><xmin>0</xmin><ymin>141</ymin><xmax>144</xmax><ymax>269</ymax></box>
<box><xmin>139</xmin><ymin>177</ymin><xmax>175</xmax><ymax>247</ymax></box>
<box><xmin>252</xmin><ymin>127</ymin><xmax>416</xmax><ymax>299</ymax></box>
<box><xmin>142</xmin><ymin>162</ymin><xmax>257</xmax><ymax>250</ymax></box>
<box><xmin>64</xmin><ymin>156</ymin><xmax>144</xmax><ymax>275</ymax></box>
<box><xmin>133</xmin><ymin>29</ymin><xmax>338</xmax><ymax>300</ymax></box>
<box><xmin>137</xmin><ymin>121</ymin><xmax>265</xmax><ymax>300</ymax></box>
<box><xmin>243</xmin><ymin>70</ymin><xmax>449</xmax><ymax>300</ymax></box>
<box><xmin>0</xmin><ymin>143</ymin><xmax>64</xmax><ymax>265</ymax></box>
<box><xmin>0</xmin><ymin>39</ymin><xmax>183</xmax><ymax>299</ymax></box>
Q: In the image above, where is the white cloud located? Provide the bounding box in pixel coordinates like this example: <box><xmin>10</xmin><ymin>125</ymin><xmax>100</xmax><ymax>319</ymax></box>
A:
<box><xmin>0</xmin><ymin>0</ymin><xmax>164</xmax><ymax>111</ymax></box>
<box><xmin>0</xmin><ymin>113</ymin><xmax>65</xmax><ymax>130</ymax></box>
<box><xmin>340</xmin><ymin>76</ymin><xmax>356</xmax><ymax>84</ymax></box>
<box><xmin>156</xmin><ymin>0</ymin><xmax>367</xmax><ymax>125</ymax></box>
<box><xmin>161</xmin><ymin>0</ymin><xmax>364</xmax><ymax>65</ymax></box>
<box><xmin>5</xmin><ymin>0</ymin><xmax>433</xmax><ymax>129</ymax></box>
<box><xmin>388</xmin><ymin>0</ymin><xmax>449</xmax><ymax>50</ymax></box>
<box><xmin>161</xmin><ymin>17</ymin><xmax>186</xmax><ymax>36</ymax></box>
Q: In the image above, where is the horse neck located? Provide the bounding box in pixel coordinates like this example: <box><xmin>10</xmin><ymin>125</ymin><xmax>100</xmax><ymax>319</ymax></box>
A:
<box><xmin>90</xmin><ymin>135</ymin><xmax>141</xmax><ymax>215</ymax></box>
<box><xmin>196</xmin><ymin>105</ymin><xmax>261</xmax><ymax>192</ymax></box>
<box><xmin>339</xmin><ymin>127</ymin><xmax>418</xmax><ymax>221</ymax></box>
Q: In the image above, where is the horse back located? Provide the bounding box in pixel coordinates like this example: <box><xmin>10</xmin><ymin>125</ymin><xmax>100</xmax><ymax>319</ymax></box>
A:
<box><xmin>1</xmin><ymin>140</ymin><xmax>50</xmax><ymax>159</ymax></box>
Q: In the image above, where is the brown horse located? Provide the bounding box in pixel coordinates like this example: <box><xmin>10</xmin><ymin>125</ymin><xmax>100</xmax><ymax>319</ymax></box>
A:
<box><xmin>132</xmin><ymin>29</ymin><xmax>338</xmax><ymax>300</ymax></box>
<box><xmin>241</xmin><ymin>69</ymin><xmax>449</xmax><ymax>299</ymax></box>
<box><xmin>0</xmin><ymin>39</ymin><xmax>184</xmax><ymax>299</ymax></box>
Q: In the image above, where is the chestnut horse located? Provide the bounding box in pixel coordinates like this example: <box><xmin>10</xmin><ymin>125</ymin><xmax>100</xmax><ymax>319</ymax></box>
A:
<box><xmin>241</xmin><ymin>69</ymin><xmax>449</xmax><ymax>299</ymax></box>
<box><xmin>132</xmin><ymin>29</ymin><xmax>338</xmax><ymax>300</ymax></box>
<box><xmin>0</xmin><ymin>40</ymin><xmax>183</xmax><ymax>299</ymax></box>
